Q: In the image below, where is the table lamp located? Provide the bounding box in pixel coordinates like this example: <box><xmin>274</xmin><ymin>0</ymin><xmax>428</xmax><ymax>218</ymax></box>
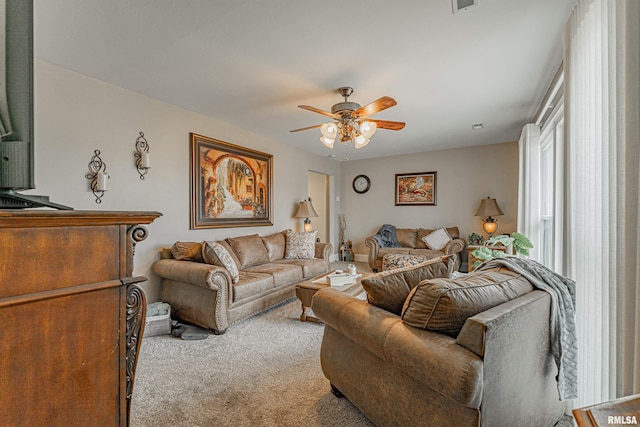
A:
<box><xmin>294</xmin><ymin>198</ymin><xmax>319</xmax><ymax>232</ymax></box>
<box><xmin>474</xmin><ymin>197</ymin><xmax>504</xmax><ymax>237</ymax></box>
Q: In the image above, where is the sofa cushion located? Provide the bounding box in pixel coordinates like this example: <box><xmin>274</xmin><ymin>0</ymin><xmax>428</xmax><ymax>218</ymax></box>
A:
<box><xmin>244</xmin><ymin>263</ymin><xmax>303</xmax><ymax>287</ymax></box>
<box><xmin>261</xmin><ymin>232</ymin><xmax>286</xmax><ymax>262</ymax></box>
<box><xmin>416</xmin><ymin>226</ymin><xmax>460</xmax><ymax>249</ymax></box>
<box><xmin>284</xmin><ymin>230</ymin><xmax>317</xmax><ymax>259</ymax></box>
<box><xmin>395</xmin><ymin>228</ymin><xmax>417</xmax><ymax>248</ymax></box>
<box><xmin>422</xmin><ymin>228</ymin><xmax>452</xmax><ymax>251</ymax></box>
<box><xmin>202</xmin><ymin>241</ymin><xmax>240</xmax><ymax>284</ymax></box>
<box><xmin>233</xmin><ymin>271</ymin><xmax>274</xmax><ymax>302</ymax></box>
<box><xmin>362</xmin><ymin>257</ymin><xmax>451</xmax><ymax>315</ymax></box>
<box><xmin>226</xmin><ymin>234</ymin><xmax>270</xmax><ymax>269</ymax></box>
<box><xmin>401</xmin><ymin>270</ymin><xmax>533</xmax><ymax>335</ymax></box>
<box><xmin>274</xmin><ymin>258</ymin><xmax>328</xmax><ymax>278</ymax></box>
<box><xmin>171</xmin><ymin>241</ymin><xmax>204</xmax><ymax>263</ymax></box>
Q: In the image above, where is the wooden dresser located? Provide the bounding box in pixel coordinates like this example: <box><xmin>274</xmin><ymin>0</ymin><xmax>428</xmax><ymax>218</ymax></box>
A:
<box><xmin>0</xmin><ymin>210</ymin><xmax>161</xmax><ymax>426</ymax></box>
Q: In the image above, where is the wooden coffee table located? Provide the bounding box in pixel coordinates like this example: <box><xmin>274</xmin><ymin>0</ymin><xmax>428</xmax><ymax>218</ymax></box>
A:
<box><xmin>295</xmin><ymin>270</ymin><xmax>372</xmax><ymax>322</ymax></box>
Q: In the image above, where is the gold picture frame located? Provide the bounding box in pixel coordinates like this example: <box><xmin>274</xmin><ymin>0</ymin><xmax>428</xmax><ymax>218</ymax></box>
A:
<box><xmin>190</xmin><ymin>133</ymin><xmax>273</xmax><ymax>229</ymax></box>
<box><xmin>395</xmin><ymin>171</ymin><xmax>437</xmax><ymax>206</ymax></box>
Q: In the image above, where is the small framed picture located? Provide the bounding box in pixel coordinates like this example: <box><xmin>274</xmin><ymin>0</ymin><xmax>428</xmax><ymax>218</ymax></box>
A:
<box><xmin>395</xmin><ymin>171</ymin><xmax>437</xmax><ymax>206</ymax></box>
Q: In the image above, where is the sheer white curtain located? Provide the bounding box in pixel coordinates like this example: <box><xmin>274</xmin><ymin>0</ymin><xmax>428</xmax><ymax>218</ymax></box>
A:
<box><xmin>564</xmin><ymin>0</ymin><xmax>640</xmax><ymax>408</ymax></box>
<box><xmin>517</xmin><ymin>124</ymin><xmax>541</xmax><ymax>262</ymax></box>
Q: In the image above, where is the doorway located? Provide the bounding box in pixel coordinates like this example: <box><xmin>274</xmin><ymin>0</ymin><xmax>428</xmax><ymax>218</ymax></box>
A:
<box><xmin>307</xmin><ymin>171</ymin><xmax>330</xmax><ymax>244</ymax></box>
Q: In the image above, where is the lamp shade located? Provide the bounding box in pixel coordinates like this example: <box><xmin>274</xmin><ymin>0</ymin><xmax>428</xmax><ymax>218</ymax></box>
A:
<box><xmin>359</xmin><ymin>121</ymin><xmax>377</xmax><ymax>138</ymax></box>
<box><xmin>474</xmin><ymin>197</ymin><xmax>504</xmax><ymax>217</ymax></box>
<box><xmin>354</xmin><ymin>135</ymin><xmax>370</xmax><ymax>149</ymax></box>
<box><xmin>294</xmin><ymin>199</ymin><xmax>319</xmax><ymax>219</ymax></box>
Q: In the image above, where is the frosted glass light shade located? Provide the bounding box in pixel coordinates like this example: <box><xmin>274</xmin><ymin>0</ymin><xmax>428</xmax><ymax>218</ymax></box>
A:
<box><xmin>354</xmin><ymin>135</ymin><xmax>370</xmax><ymax>149</ymax></box>
<box><xmin>320</xmin><ymin>136</ymin><xmax>335</xmax><ymax>148</ymax></box>
<box><xmin>359</xmin><ymin>121</ymin><xmax>377</xmax><ymax>138</ymax></box>
<box><xmin>320</xmin><ymin>122</ymin><xmax>338</xmax><ymax>138</ymax></box>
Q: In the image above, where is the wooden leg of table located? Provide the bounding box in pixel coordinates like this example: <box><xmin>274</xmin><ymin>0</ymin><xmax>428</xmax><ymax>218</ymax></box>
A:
<box><xmin>300</xmin><ymin>303</ymin><xmax>308</xmax><ymax>321</ymax></box>
<box><xmin>299</xmin><ymin>302</ymin><xmax>322</xmax><ymax>323</ymax></box>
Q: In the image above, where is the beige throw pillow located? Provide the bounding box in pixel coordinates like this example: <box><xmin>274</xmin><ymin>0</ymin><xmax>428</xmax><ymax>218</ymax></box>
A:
<box><xmin>284</xmin><ymin>230</ymin><xmax>317</xmax><ymax>259</ymax></box>
<box><xmin>202</xmin><ymin>241</ymin><xmax>240</xmax><ymax>284</ymax></box>
<box><xmin>422</xmin><ymin>227</ymin><xmax>452</xmax><ymax>251</ymax></box>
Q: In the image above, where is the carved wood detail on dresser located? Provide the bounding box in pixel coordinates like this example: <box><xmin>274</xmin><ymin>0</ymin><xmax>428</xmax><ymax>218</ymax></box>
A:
<box><xmin>0</xmin><ymin>210</ymin><xmax>161</xmax><ymax>426</ymax></box>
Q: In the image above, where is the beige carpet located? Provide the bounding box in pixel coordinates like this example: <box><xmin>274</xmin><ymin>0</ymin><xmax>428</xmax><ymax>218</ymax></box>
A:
<box><xmin>131</xmin><ymin>298</ymin><xmax>376</xmax><ymax>427</ymax></box>
<box><xmin>131</xmin><ymin>261</ymin><xmax>575</xmax><ymax>427</ymax></box>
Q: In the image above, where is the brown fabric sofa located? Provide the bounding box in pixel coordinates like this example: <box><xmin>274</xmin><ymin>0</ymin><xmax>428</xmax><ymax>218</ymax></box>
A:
<box><xmin>152</xmin><ymin>231</ymin><xmax>332</xmax><ymax>334</ymax></box>
<box><xmin>312</xmin><ymin>262</ymin><xmax>565</xmax><ymax>427</ymax></box>
<box><xmin>364</xmin><ymin>226</ymin><xmax>465</xmax><ymax>272</ymax></box>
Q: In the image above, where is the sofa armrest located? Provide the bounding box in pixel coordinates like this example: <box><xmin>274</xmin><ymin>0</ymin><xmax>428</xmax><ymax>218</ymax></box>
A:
<box><xmin>444</xmin><ymin>238</ymin><xmax>465</xmax><ymax>255</ymax></box>
<box><xmin>152</xmin><ymin>259</ymin><xmax>231</xmax><ymax>291</ymax></box>
<box><xmin>313</xmin><ymin>288</ymin><xmax>483</xmax><ymax>407</ymax></box>
<box><xmin>364</xmin><ymin>236</ymin><xmax>381</xmax><ymax>270</ymax></box>
<box><xmin>455</xmin><ymin>290</ymin><xmax>563</xmax><ymax>425</ymax></box>
<box><xmin>315</xmin><ymin>242</ymin><xmax>333</xmax><ymax>260</ymax></box>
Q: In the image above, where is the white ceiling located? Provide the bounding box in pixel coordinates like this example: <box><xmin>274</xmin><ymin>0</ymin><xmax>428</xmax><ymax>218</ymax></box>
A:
<box><xmin>33</xmin><ymin>0</ymin><xmax>575</xmax><ymax>161</ymax></box>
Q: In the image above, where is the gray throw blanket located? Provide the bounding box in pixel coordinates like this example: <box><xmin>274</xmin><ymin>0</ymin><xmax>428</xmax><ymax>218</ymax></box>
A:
<box><xmin>476</xmin><ymin>257</ymin><xmax>577</xmax><ymax>401</ymax></box>
<box><xmin>372</xmin><ymin>224</ymin><xmax>401</xmax><ymax>248</ymax></box>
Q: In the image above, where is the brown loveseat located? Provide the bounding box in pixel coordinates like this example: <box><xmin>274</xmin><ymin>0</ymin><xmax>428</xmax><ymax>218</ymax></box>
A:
<box><xmin>364</xmin><ymin>226</ymin><xmax>465</xmax><ymax>272</ymax></box>
<box><xmin>312</xmin><ymin>261</ymin><xmax>565</xmax><ymax>427</ymax></box>
<box><xmin>152</xmin><ymin>231</ymin><xmax>332</xmax><ymax>334</ymax></box>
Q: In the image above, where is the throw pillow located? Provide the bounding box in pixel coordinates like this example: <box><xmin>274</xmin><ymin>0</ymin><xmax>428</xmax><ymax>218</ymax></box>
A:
<box><xmin>171</xmin><ymin>241</ymin><xmax>205</xmax><ymax>263</ymax></box>
<box><xmin>362</xmin><ymin>256</ymin><xmax>451</xmax><ymax>315</ymax></box>
<box><xmin>284</xmin><ymin>230</ymin><xmax>317</xmax><ymax>259</ymax></box>
<box><xmin>226</xmin><ymin>234</ymin><xmax>270</xmax><ymax>269</ymax></box>
<box><xmin>422</xmin><ymin>227</ymin><xmax>452</xmax><ymax>251</ymax></box>
<box><xmin>382</xmin><ymin>253</ymin><xmax>430</xmax><ymax>271</ymax></box>
<box><xmin>202</xmin><ymin>241</ymin><xmax>240</xmax><ymax>284</ymax></box>
<box><xmin>401</xmin><ymin>270</ymin><xmax>533</xmax><ymax>335</ymax></box>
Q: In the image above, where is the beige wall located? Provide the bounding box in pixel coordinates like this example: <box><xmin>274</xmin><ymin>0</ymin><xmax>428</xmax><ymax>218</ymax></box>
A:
<box><xmin>30</xmin><ymin>60</ymin><xmax>341</xmax><ymax>301</ymax></box>
<box><xmin>339</xmin><ymin>142</ymin><xmax>519</xmax><ymax>264</ymax></box>
<box><xmin>29</xmin><ymin>61</ymin><xmax>519</xmax><ymax>301</ymax></box>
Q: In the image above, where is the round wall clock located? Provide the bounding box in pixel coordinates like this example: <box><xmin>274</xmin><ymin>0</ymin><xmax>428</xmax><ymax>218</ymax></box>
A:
<box><xmin>352</xmin><ymin>174</ymin><xmax>371</xmax><ymax>194</ymax></box>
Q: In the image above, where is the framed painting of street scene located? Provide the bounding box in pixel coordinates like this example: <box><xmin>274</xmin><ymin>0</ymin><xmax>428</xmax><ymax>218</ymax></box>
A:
<box><xmin>395</xmin><ymin>171</ymin><xmax>437</xmax><ymax>206</ymax></box>
<box><xmin>190</xmin><ymin>133</ymin><xmax>273</xmax><ymax>229</ymax></box>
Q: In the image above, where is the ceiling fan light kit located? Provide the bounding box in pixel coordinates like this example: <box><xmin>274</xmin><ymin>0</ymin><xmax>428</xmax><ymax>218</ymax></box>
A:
<box><xmin>291</xmin><ymin>86</ymin><xmax>405</xmax><ymax>157</ymax></box>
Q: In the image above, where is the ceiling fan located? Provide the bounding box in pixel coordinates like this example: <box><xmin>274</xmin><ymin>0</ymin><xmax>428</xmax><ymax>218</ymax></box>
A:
<box><xmin>290</xmin><ymin>87</ymin><xmax>405</xmax><ymax>151</ymax></box>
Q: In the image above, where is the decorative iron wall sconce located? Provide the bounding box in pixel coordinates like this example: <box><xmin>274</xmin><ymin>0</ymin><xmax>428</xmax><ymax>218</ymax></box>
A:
<box><xmin>85</xmin><ymin>149</ymin><xmax>109</xmax><ymax>204</ymax></box>
<box><xmin>134</xmin><ymin>131</ymin><xmax>150</xmax><ymax>179</ymax></box>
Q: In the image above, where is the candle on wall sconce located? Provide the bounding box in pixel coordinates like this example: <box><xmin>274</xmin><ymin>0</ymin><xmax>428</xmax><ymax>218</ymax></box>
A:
<box><xmin>96</xmin><ymin>171</ymin><xmax>109</xmax><ymax>192</ymax></box>
<box><xmin>85</xmin><ymin>150</ymin><xmax>109</xmax><ymax>204</ymax></box>
<box><xmin>134</xmin><ymin>131</ymin><xmax>151</xmax><ymax>179</ymax></box>
<box><xmin>141</xmin><ymin>151</ymin><xmax>150</xmax><ymax>169</ymax></box>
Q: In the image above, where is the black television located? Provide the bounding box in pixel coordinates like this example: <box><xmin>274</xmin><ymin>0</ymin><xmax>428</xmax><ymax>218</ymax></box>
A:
<box><xmin>0</xmin><ymin>0</ymin><xmax>70</xmax><ymax>209</ymax></box>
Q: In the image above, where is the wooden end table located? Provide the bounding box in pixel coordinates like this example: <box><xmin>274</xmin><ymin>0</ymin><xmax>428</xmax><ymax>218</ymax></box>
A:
<box><xmin>467</xmin><ymin>244</ymin><xmax>513</xmax><ymax>272</ymax></box>
<box><xmin>295</xmin><ymin>270</ymin><xmax>372</xmax><ymax>322</ymax></box>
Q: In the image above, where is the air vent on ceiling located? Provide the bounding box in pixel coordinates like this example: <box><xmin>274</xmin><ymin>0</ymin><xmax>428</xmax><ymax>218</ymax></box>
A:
<box><xmin>452</xmin><ymin>0</ymin><xmax>478</xmax><ymax>13</ymax></box>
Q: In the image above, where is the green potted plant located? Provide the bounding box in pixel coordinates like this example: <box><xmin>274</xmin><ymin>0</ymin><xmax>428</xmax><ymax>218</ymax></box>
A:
<box><xmin>470</xmin><ymin>232</ymin><xmax>533</xmax><ymax>269</ymax></box>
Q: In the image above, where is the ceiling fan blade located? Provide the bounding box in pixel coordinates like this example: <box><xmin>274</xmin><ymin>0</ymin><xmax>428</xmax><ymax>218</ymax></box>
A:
<box><xmin>368</xmin><ymin>119</ymin><xmax>405</xmax><ymax>131</ymax></box>
<box><xmin>290</xmin><ymin>123</ymin><xmax>323</xmax><ymax>133</ymax></box>
<box><xmin>298</xmin><ymin>105</ymin><xmax>338</xmax><ymax>119</ymax></box>
<box><xmin>354</xmin><ymin>96</ymin><xmax>397</xmax><ymax>118</ymax></box>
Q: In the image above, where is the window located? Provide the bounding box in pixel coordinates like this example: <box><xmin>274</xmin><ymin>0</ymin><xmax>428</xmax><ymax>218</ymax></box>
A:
<box><xmin>538</xmin><ymin>103</ymin><xmax>564</xmax><ymax>272</ymax></box>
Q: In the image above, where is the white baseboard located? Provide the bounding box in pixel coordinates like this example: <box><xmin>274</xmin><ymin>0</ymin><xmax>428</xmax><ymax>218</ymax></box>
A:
<box><xmin>354</xmin><ymin>253</ymin><xmax>368</xmax><ymax>263</ymax></box>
